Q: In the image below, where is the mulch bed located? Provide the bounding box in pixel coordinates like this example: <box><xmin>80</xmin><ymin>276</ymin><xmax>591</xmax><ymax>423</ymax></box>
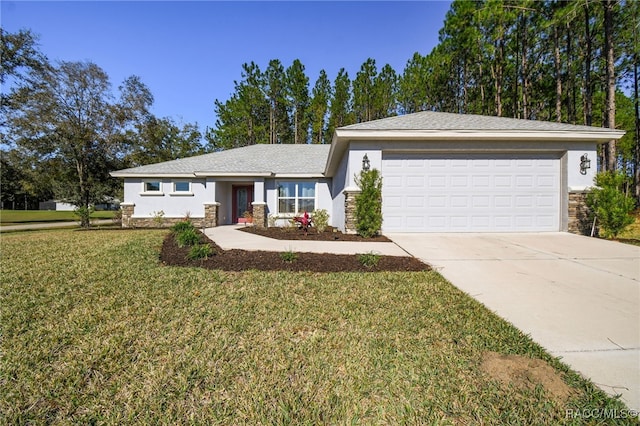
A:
<box><xmin>238</xmin><ymin>225</ymin><xmax>393</xmax><ymax>242</ymax></box>
<box><xmin>160</xmin><ymin>231</ymin><xmax>429</xmax><ymax>273</ymax></box>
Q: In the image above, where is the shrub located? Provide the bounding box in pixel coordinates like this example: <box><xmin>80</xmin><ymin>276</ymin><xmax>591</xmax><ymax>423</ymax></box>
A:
<box><xmin>151</xmin><ymin>210</ymin><xmax>165</xmax><ymax>227</ymax></box>
<box><xmin>172</xmin><ymin>220</ymin><xmax>195</xmax><ymax>233</ymax></box>
<box><xmin>313</xmin><ymin>209</ymin><xmax>329</xmax><ymax>233</ymax></box>
<box><xmin>358</xmin><ymin>251</ymin><xmax>381</xmax><ymax>268</ymax></box>
<box><xmin>586</xmin><ymin>171</ymin><xmax>636</xmax><ymax>238</ymax></box>
<box><xmin>280</xmin><ymin>249</ymin><xmax>298</xmax><ymax>263</ymax></box>
<box><xmin>176</xmin><ymin>228</ymin><xmax>200</xmax><ymax>247</ymax></box>
<box><xmin>355</xmin><ymin>168</ymin><xmax>383</xmax><ymax>238</ymax></box>
<box><xmin>187</xmin><ymin>244</ymin><xmax>213</xmax><ymax>260</ymax></box>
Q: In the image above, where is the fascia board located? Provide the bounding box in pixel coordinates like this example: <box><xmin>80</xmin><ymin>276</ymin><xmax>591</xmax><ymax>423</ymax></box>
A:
<box><xmin>109</xmin><ymin>172</ymin><xmax>196</xmax><ymax>178</ymax></box>
<box><xmin>273</xmin><ymin>173</ymin><xmax>325</xmax><ymax>178</ymax></box>
<box><xmin>335</xmin><ymin>129</ymin><xmax>626</xmax><ymax>142</ymax></box>
<box><xmin>193</xmin><ymin>171</ymin><xmax>274</xmax><ymax>177</ymax></box>
<box><xmin>324</xmin><ymin>132</ymin><xmax>349</xmax><ymax>177</ymax></box>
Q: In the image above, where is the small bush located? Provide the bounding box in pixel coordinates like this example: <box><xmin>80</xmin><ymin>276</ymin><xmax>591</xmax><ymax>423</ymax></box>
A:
<box><xmin>355</xmin><ymin>169</ymin><xmax>383</xmax><ymax>238</ymax></box>
<box><xmin>188</xmin><ymin>244</ymin><xmax>213</xmax><ymax>260</ymax></box>
<box><xmin>151</xmin><ymin>210</ymin><xmax>165</xmax><ymax>227</ymax></box>
<box><xmin>358</xmin><ymin>251</ymin><xmax>381</xmax><ymax>268</ymax></box>
<box><xmin>172</xmin><ymin>220</ymin><xmax>195</xmax><ymax>233</ymax></box>
<box><xmin>313</xmin><ymin>209</ymin><xmax>329</xmax><ymax>233</ymax></box>
<box><xmin>280</xmin><ymin>249</ymin><xmax>298</xmax><ymax>263</ymax></box>
<box><xmin>176</xmin><ymin>228</ymin><xmax>200</xmax><ymax>247</ymax></box>
<box><xmin>586</xmin><ymin>171</ymin><xmax>636</xmax><ymax>238</ymax></box>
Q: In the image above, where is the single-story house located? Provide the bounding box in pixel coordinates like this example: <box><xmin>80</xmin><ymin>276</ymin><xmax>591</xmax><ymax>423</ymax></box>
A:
<box><xmin>110</xmin><ymin>111</ymin><xmax>625</xmax><ymax>234</ymax></box>
<box><xmin>38</xmin><ymin>198</ymin><xmax>120</xmax><ymax>211</ymax></box>
<box><xmin>39</xmin><ymin>200</ymin><xmax>77</xmax><ymax>211</ymax></box>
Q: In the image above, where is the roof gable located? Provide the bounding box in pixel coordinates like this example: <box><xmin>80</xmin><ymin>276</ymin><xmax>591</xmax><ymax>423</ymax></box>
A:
<box><xmin>111</xmin><ymin>144</ymin><xmax>331</xmax><ymax>177</ymax></box>
<box><xmin>339</xmin><ymin>111</ymin><xmax>623</xmax><ymax>133</ymax></box>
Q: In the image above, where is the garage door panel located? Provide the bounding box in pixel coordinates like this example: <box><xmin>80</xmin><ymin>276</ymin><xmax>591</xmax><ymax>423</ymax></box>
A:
<box><xmin>382</xmin><ymin>153</ymin><xmax>560</xmax><ymax>232</ymax></box>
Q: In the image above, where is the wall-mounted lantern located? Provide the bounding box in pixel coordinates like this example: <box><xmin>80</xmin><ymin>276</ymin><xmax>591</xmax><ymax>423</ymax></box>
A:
<box><xmin>362</xmin><ymin>154</ymin><xmax>370</xmax><ymax>171</ymax></box>
<box><xmin>580</xmin><ymin>153</ymin><xmax>591</xmax><ymax>175</ymax></box>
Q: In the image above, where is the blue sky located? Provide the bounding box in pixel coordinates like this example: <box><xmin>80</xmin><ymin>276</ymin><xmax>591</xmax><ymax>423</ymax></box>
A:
<box><xmin>2</xmin><ymin>1</ymin><xmax>452</xmax><ymax>132</ymax></box>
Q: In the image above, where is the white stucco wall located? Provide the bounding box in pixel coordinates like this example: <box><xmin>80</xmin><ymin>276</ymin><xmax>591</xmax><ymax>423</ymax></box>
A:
<box><xmin>330</xmin><ymin>152</ymin><xmax>349</xmax><ymax>232</ymax></box>
<box><xmin>124</xmin><ymin>178</ymin><xmax>211</xmax><ymax>218</ymax></box>
<box><xmin>566</xmin><ymin>147</ymin><xmax>598</xmax><ymax>190</ymax></box>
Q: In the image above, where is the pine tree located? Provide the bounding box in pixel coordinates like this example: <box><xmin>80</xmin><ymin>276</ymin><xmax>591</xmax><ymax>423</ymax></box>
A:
<box><xmin>353</xmin><ymin>58</ymin><xmax>378</xmax><ymax>122</ymax></box>
<box><xmin>265</xmin><ymin>59</ymin><xmax>290</xmax><ymax>144</ymax></box>
<box><xmin>309</xmin><ymin>70</ymin><xmax>331</xmax><ymax>144</ymax></box>
<box><xmin>326</xmin><ymin>68</ymin><xmax>353</xmax><ymax>144</ymax></box>
<box><xmin>286</xmin><ymin>59</ymin><xmax>310</xmax><ymax>144</ymax></box>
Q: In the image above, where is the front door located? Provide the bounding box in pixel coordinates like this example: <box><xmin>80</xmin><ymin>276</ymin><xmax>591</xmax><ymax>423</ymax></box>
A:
<box><xmin>232</xmin><ymin>185</ymin><xmax>254</xmax><ymax>223</ymax></box>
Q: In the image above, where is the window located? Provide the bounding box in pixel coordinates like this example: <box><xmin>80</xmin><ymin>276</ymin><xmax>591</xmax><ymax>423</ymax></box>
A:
<box><xmin>173</xmin><ymin>181</ymin><xmax>191</xmax><ymax>193</ymax></box>
<box><xmin>143</xmin><ymin>181</ymin><xmax>162</xmax><ymax>193</ymax></box>
<box><xmin>278</xmin><ymin>182</ymin><xmax>315</xmax><ymax>214</ymax></box>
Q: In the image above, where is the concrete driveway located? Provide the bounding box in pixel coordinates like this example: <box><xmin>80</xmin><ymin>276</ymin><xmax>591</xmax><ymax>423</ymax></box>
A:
<box><xmin>388</xmin><ymin>232</ymin><xmax>640</xmax><ymax>411</ymax></box>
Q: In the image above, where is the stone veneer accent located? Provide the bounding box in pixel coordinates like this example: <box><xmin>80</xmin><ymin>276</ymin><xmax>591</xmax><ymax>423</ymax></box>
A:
<box><xmin>343</xmin><ymin>189</ymin><xmax>361</xmax><ymax>234</ymax></box>
<box><xmin>120</xmin><ymin>203</ymin><xmax>135</xmax><ymax>228</ymax></box>
<box><xmin>251</xmin><ymin>202</ymin><xmax>267</xmax><ymax>228</ymax></box>
<box><xmin>568</xmin><ymin>191</ymin><xmax>592</xmax><ymax>235</ymax></box>
<box><xmin>120</xmin><ymin>202</ymin><xmax>219</xmax><ymax>229</ymax></box>
<box><xmin>203</xmin><ymin>203</ymin><xmax>219</xmax><ymax>228</ymax></box>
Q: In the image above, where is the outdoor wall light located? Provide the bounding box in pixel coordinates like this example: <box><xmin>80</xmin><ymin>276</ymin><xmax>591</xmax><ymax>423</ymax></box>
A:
<box><xmin>362</xmin><ymin>154</ymin><xmax>370</xmax><ymax>171</ymax></box>
<box><xmin>580</xmin><ymin>153</ymin><xmax>591</xmax><ymax>175</ymax></box>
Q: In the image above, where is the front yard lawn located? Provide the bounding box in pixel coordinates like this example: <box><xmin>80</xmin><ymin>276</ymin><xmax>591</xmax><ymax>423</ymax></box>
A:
<box><xmin>0</xmin><ymin>209</ymin><xmax>116</xmax><ymax>225</ymax></box>
<box><xmin>1</xmin><ymin>230</ymin><xmax>635</xmax><ymax>424</ymax></box>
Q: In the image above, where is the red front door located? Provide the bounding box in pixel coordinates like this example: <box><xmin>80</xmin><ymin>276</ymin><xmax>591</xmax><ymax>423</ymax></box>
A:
<box><xmin>232</xmin><ymin>185</ymin><xmax>253</xmax><ymax>223</ymax></box>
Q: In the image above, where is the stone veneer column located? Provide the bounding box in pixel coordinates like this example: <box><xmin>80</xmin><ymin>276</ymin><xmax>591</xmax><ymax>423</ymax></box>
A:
<box><xmin>120</xmin><ymin>202</ymin><xmax>135</xmax><ymax>228</ymax></box>
<box><xmin>343</xmin><ymin>189</ymin><xmax>361</xmax><ymax>234</ymax></box>
<box><xmin>251</xmin><ymin>202</ymin><xmax>267</xmax><ymax>228</ymax></box>
<box><xmin>568</xmin><ymin>191</ymin><xmax>592</xmax><ymax>235</ymax></box>
<box><xmin>203</xmin><ymin>202</ymin><xmax>220</xmax><ymax>228</ymax></box>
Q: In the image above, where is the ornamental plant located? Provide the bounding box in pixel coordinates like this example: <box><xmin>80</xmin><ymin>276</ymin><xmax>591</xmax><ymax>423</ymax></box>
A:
<box><xmin>312</xmin><ymin>209</ymin><xmax>329</xmax><ymax>233</ymax></box>
<box><xmin>586</xmin><ymin>171</ymin><xmax>636</xmax><ymax>238</ymax></box>
<box><xmin>176</xmin><ymin>227</ymin><xmax>200</xmax><ymax>247</ymax></box>
<box><xmin>188</xmin><ymin>243</ymin><xmax>213</xmax><ymax>260</ymax></box>
<box><xmin>171</xmin><ymin>220</ymin><xmax>195</xmax><ymax>233</ymax></box>
<box><xmin>355</xmin><ymin>168</ymin><xmax>383</xmax><ymax>238</ymax></box>
<box><xmin>293</xmin><ymin>211</ymin><xmax>313</xmax><ymax>235</ymax></box>
<box><xmin>358</xmin><ymin>251</ymin><xmax>381</xmax><ymax>268</ymax></box>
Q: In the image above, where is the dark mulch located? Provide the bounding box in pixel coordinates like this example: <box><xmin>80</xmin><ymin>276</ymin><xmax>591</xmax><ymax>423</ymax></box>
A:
<box><xmin>238</xmin><ymin>225</ymin><xmax>392</xmax><ymax>242</ymax></box>
<box><xmin>160</xmin><ymin>231</ymin><xmax>429</xmax><ymax>273</ymax></box>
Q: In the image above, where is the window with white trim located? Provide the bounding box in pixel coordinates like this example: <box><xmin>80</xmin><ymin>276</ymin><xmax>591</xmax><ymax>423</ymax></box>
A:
<box><xmin>142</xmin><ymin>181</ymin><xmax>162</xmax><ymax>194</ymax></box>
<box><xmin>172</xmin><ymin>181</ymin><xmax>191</xmax><ymax>193</ymax></box>
<box><xmin>278</xmin><ymin>182</ymin><xmax>315</xmax><ymax>215</ymax></box>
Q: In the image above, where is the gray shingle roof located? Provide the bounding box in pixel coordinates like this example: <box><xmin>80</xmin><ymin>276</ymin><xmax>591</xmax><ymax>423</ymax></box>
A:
<box><xmin>339</xmin><ymin>111</ymin><xmax>620</xmax><ymax>133</ymax></box>
<box><xmin>111</xmin><ymin>144</ymin><xmax>331</xmax><ymax>176</ymax></box>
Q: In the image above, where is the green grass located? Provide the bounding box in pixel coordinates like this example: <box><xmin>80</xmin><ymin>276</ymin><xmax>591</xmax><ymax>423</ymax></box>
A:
<box><xmin>617</xmin><ymin>211</ymin><xmax>640</xmax><ymax>244</ymax></box>
<box><xmin>0</xmin><ymin>209</ymin><xmax>116</xmax><ymax>225</ymax></box>
<box><xmin>1</xmin><ymin>230</ymin><xmax>636</xmax><ymax>424</ymax></box>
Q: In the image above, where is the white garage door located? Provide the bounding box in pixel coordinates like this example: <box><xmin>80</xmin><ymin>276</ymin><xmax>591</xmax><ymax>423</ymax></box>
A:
<box><xmin>382</xmin><ymin>153</ymin><xmax>560</xmax><ymax>232</ymax></box>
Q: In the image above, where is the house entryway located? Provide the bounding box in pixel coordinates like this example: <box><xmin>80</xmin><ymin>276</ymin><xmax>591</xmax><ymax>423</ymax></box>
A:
<box><xmin>232</xmin><ymin>185</ymin><xmax>253</xmax><ymax>224</ymax></box>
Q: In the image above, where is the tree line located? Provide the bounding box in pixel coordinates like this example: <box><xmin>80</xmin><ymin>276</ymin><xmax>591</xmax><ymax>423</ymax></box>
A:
<box><xmin>1</xmin><ymin>29</ymin><xmax>205</xmax><ymax>217</ymax></box>
<box><xmin>210</xmin><ymin>0</ymin><xmax>638</xmax><ymax>198</ymax></box>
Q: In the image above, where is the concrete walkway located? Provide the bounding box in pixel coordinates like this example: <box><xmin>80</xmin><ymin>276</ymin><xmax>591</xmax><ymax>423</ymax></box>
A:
<box><xmin>388</xmin><ymin>232</ymin><xmax>640</xmax><ymax>411</ymax></box>
<box><xmin>204</xmin><ymin>225</ymin><xmax>409</xmax><ymax>256</ymax></box>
